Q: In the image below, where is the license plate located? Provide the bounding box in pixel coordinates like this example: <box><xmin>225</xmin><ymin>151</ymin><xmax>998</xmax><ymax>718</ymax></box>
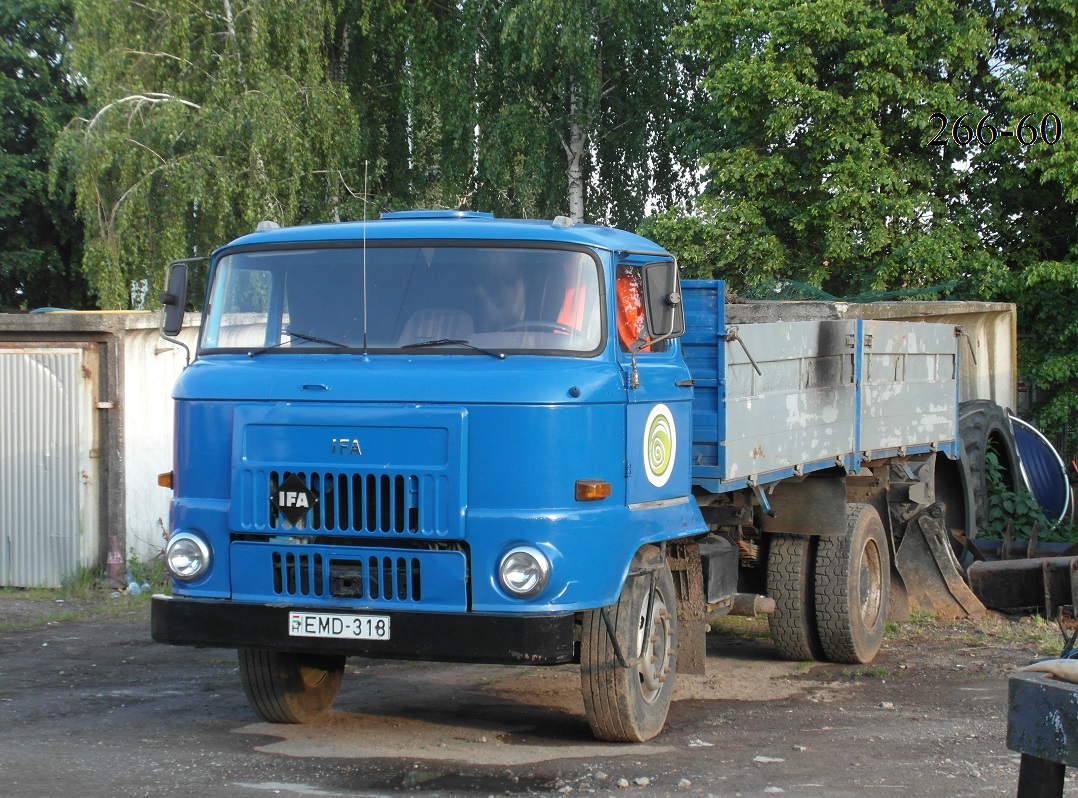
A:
<box><xmin>288</xmin><ymin>612</ymin><xmax>391</xmax><ymax>640</ymax></box>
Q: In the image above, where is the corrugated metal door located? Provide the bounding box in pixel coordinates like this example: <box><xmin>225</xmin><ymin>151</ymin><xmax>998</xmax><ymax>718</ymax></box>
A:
<box><xmin>0</xmin><ymin>346</ymin><xmax>98</xmax><ymax>587</ymax></box>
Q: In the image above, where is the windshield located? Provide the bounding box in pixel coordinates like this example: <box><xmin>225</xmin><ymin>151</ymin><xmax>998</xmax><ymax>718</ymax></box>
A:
<box><xmin>199</xmin><ymin>244</ymin><xmax>603</xmax><ymax>355</ymax></box>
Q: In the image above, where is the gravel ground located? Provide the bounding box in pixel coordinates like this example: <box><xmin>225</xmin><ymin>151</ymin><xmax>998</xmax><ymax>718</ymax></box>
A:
<box><xmin>0</xmin><ymin>592</ymin><xmax>1075</xmax><ymax>798</ymax></box>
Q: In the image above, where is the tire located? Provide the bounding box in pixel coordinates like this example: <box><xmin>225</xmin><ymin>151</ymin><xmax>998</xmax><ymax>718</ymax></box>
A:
<box><xmin>814</xmin><ymin>504</ymin><xmax>889</xmax><ymax>664</ymax></box>
<box><xmin>238</xmin><ymin>649</ymin><xmax>345</xmax><ymax>723</ymax></box>
<box><xmin>767</xmin><ymin>534</ymin><xmax>824</xmax><ymax>661</ymax></box>
<box><xmin>580</xmin><ymin>545</ymin><xmax>677</xmax><ymax>742</ymax></box>
<box><xmin>959</xmin><ymin>399</ymin><xmax>1020</xmax><ymax>534</ymax></box>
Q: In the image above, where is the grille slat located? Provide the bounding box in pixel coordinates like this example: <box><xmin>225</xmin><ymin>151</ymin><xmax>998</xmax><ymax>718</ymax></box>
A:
<box><xmin>271</xmin><ymin>551</ymin><xmax>325</xmax><ymax>597</ymax></box>
<box><xmin>269</xmin><ymin>551</ymin><xmax>424</xmax><ymax>603</ymax></box>
<box><xmin>269</xmin><ymin>470</ymin><xmax>421</xmax><ymax>534</ymax></box>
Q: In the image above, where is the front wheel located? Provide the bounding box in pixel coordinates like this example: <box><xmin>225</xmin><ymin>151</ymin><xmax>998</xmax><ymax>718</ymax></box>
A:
<box><xmin>580</xmin><ymin>545</ymin><xmax>677</xmax><ymax>742</ymax></box>
<box><xmin>238</xmin><ymin>649</ymin><xmax>346</xmax><ymax>723</ymax></box>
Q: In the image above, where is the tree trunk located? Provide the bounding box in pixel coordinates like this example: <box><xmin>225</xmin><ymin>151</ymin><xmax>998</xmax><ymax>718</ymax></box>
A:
<box><xmin>565</xmin><ymin>85</ymin><xmax>587</xmax><ymax>224</ymax></box>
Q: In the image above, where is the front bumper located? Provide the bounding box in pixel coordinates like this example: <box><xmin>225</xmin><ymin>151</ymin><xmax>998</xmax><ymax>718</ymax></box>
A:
<box><xmin>151</xmin><ymin>595</ymin><xmax>577</xmax><ymax>665</ymax></box>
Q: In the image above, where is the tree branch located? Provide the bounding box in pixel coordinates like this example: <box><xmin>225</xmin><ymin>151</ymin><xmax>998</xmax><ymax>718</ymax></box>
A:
<box><xmin>120</xmin><ymin>49</ymin><xmax>212</xmax><ymax>80</ymax></box>
<box><xmin>86</xmin><ymin>94</ymin><xmax>201</xmax><ymax>132</ymax></box>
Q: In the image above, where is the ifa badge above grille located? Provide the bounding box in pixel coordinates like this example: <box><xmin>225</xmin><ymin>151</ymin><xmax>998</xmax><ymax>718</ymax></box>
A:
<box><xmin>273</xmin><ymin>473</ymin><xmax>318</xmax><ymax>526</ymax></box>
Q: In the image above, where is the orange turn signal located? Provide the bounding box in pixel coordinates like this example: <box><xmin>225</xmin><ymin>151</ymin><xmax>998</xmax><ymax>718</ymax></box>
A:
<box><xmin>575</xmin><ymin>479</ymin><xmax>611</xmax><ymax>501</ymax></box>
<box><xmin>158</xmin><ymin>471</ymin><xmax>173</xmax><ymax>489</ymax></box>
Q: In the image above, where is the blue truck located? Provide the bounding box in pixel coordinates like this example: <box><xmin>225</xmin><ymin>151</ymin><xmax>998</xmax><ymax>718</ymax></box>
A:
<box><xmin>153</xmin><ymin>210</ymin><xmax>1016</xmax><ymax>741</ymax></box>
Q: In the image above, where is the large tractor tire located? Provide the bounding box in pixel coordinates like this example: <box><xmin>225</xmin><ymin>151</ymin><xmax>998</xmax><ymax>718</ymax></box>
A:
<box><xmin>238</xmin><ymin>649</ymin><xmax>346</xmax><ymax>723</ymax></box>
<box><xmin>580</xmin><ymin>545</ymin><xmax>677</xmax><ymax>742</ymax></box>
<box><xmin>959</xmin><ymin>399</ymin><xmax>1020</xmax><ymax>535</ymax></box>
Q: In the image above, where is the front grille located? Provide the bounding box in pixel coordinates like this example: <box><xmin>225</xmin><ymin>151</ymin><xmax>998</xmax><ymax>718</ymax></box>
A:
<box><xmin>269</xmin><ymin>471</ymin><xmax>419</xmax><ymax>533</ymax></box>
<box><xmin>269</xmin><ymin>550</ymin><xmax>423</xmax><ymax>602</ymax></box>
<box><xmin>232</xmin><ymin>541</ymin><xmax>467</xmax><ymax>611</ymax></box>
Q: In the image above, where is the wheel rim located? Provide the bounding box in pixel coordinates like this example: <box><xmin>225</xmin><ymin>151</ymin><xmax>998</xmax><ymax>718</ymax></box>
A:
<box><xmin>858</xmin><ymin>538</ymin><xmax>883</xmax><ymax>628</ymax></box>
<box><xmin>636</xmin><ymin>585</ymin><xmax>674</xmax><ymax>704</ymax></box>
<box><xmin>299</xmin><ymin>663</ymin><xmax>330</xmax><ymax>689</ymax></box>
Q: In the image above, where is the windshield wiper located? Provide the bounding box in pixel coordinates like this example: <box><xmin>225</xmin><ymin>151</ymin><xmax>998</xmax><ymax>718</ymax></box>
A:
<box><xmin>286</xmin><ymin>330</ymin><xmax>349</xmax><ymax>348</ymax></box>
<box><xmin>248</xmin><ymin>329</ymin><xmax>350</xmax><ymax>357</ymax></box>
<box><xmin>401</xmin><ymin>338</ymin><xmax>506</xmax><ymax>360</ymax></box>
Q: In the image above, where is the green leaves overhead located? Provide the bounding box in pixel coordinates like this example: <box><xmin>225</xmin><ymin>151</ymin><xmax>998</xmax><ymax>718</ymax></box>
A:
<box><xmin>12</xmin><ymin>0</ymin><xmax>1078</xmax><ymax>451</ymax></box>
<box><xmin>477</xmin><ymin>0</ymin><xmax>697</xmax><ymax>225</ymax></box>
<box><xmin>667</xmin><ymin>0</ymin><xmax>1008</xmax><ymax>297</ymax></box>
<box><xmin>60</xmin><ymin>0</ymin><xmax>361</xmax><ymax>308</ymax></box>
<box><xmin>55</xmin><ymin>0</ymin><xmax>697</xmax><ymax>308</ymax></box>
<box><xmin>0</xmin><ymin>0</ymin><xmax>87</xmax><ymax>309</ymax></box>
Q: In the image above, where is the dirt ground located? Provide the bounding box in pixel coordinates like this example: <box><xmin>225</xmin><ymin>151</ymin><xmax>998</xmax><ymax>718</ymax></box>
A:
<box><xmin>1</xmin><ymin>593</ymin><xmax>1076</xmax><ymax>798</ymax></box>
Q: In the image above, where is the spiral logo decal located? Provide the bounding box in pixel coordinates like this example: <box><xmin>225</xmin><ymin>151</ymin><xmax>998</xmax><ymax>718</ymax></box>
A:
<box><xmin>644</xmin><ymin>404</ymin><xmax>676</xmax><ymax>487</ymax></box>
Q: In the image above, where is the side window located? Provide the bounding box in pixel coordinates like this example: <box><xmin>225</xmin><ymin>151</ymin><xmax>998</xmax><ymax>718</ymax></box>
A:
<box><xmin>616</xmin><ymin>265</ymin><xmax>667</xmax><ymax>352</ymax></box>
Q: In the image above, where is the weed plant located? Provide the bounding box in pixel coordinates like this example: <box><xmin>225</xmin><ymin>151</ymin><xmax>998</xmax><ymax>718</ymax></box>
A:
<box><xmin>984</xmin><ymin>448</ymin><xmax>1075</xmax><ymax>542</ymax></box>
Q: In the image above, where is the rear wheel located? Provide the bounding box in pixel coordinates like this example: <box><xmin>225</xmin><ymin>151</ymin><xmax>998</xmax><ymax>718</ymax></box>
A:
<box><xmin>238</xmin><ymin>649</ymin><xmax>345</xmax><ymax>723</ymax></box>
<box><xmin>767</xmin><ymin>534</ymin><xmax>824</xmax><ymax>661</ymax></box>
<box><xmin>580</xmin><ymin>545</ymin><xmax>677</xmax><ymax>742</ymax></box>
<box><xmin>814</xmin><ymin>504</ymin><xmax>889</xmax><ymax>664</ymax></box>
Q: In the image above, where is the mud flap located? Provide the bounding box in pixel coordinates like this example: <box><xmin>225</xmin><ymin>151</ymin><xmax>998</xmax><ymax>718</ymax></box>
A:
<box><xmin>895</xmin><ymin>507</ymin><xmax>986</xmax><ymax>619</ymax></box>
<box><xmin>669</xmin><ymin>542</ymin><xmax>709</xmax><ymax>676</ymax></box>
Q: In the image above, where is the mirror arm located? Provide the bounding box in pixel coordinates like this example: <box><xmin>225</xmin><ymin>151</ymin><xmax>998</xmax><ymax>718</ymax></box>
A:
<box><xmin>159</xmin><ymin>327</ymin><xmax>191</xmax><ymax>367</ymax></box>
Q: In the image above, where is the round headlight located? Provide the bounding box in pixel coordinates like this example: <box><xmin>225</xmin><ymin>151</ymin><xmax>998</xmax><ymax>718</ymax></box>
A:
<box><xmin>165</xmin><ymin>532</ymin><xmax>211</xmax><ymax>582</ymax></box>
<box><xmin>498</xmin><ymin>546</ymin><xmax>550</xmax><ymax>597</ymax></box>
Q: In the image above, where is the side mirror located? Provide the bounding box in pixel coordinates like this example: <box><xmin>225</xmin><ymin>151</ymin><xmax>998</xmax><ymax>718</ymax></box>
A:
<box><xmin>641</xmin><ymin>260</ymin><xmax>686</xmax><ymax>340</ymax></box>
<box><xmin>160</xmin><ymin>262</ymin><xmax>189</xmax><ymax>338</ymax></box>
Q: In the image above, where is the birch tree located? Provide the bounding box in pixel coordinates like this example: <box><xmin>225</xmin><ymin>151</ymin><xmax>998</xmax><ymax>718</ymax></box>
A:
<box><xmin>59</xmin><ymin>0</ymin><xmax>361</xmax><ymax>308</ymax></box>
<box><xmin>480</xmin><ymin>0</ymin><xmax>697</xmax><ymax>225</ymax></box>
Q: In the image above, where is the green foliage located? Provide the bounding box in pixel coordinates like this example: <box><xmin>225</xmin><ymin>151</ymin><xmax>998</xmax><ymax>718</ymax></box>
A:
<box><xmin>0</xmin><ymin>0</ymin><xmax>89</xmax><ymax>309</ymax></box>
<box><xmin>653</xmin><ymin>0</ymin><xmax>1009</xmax><ymax>296</ymax></box>
<box><xmin>477</xmin><ymin>0</ymin><xmax>698</xmax><ymax>225</ymax></box>
<box><xmin>59</xmin><ymin>565</ymin><xmax>103</xmax><ymax>599</ymax></box>
<box><xmin>971</xmin><ymin>0</ymin><xmax>1078</xmax><ymax>449</ymax></box>
<box><xmin>983</xmin><ymin>449</ymin><xmax>1074</xmax><ymax>542</ymax></box>
<box><xmin>637</xmin><ymin>201</ymin><xmax>785</xmax><ymax>288</ymax></box>
<box><xmin>9</xmin><ymin>0</ymin><xmax>1073</xmax><ymax>465</ymax></box>
<box><xmin>1009</xmin><ymin>260</ymin><xmax>1078</xmax><ymax>437</ymax></box>
<box><xmin>127</xmin><ymin>552</ymin><xmax>168</xmax><ymax>592</ymax></box>
<box><xmin>638</xmin><ymin>0</ymin><xmax>1078</xmax><ymax>453</ymax></box>
<box><xmin>46</xmin><ymin>0</ymin><xmax>697</xmax><ymax>305</ymax></box>
<box><xmin>58</xmin><ymin>0</ymin><xmax>363</xmax><ymax>308</ymax></box>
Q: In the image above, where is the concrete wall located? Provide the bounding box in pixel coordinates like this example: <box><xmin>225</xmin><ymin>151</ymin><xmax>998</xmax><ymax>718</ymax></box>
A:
<box><xmin>0</xmin><ymin>311</ymin><xmax>198</xmax><ymax>584</ymax></box>
<box><xmin>122</xmin><ymin>324</ymin><xmax>198</xmax><ymax>561</ymax></box>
